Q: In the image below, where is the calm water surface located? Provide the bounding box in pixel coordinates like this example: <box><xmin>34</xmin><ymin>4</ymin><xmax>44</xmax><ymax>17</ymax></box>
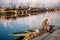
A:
<box><xmin>0</xmin><ymin>11</ymin><xmax>60</xmax><ymax>40</ymax></box>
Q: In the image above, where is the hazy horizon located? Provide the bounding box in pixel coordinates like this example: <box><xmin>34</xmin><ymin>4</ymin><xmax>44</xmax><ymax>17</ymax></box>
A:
<box><xmin>0</xmin><ymin>0</ymin><xmax>60</xmax><ymax>8</ymax></box>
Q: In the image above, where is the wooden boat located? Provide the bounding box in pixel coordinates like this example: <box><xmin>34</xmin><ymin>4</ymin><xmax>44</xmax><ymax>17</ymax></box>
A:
<box><xmin>9</xmin><ymin>25</ymin><xmax>60</xmax><ymax>40</ymax></box>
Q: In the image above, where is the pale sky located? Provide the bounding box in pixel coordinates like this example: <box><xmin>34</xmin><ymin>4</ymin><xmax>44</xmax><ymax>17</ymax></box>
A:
<box><xmin>0</xmin><ymin>0</ymin><xmax>59</xmax><ymax>3</ymax></box>
<box><xmin>0</xmin><ymin>0</ymin><xmax>60</xmax><ymax>7</ymax></box>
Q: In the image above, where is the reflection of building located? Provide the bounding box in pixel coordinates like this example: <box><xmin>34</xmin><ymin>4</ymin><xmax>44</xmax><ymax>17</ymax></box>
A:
<box><xmin>17</xmin><ymin>6</ymin><xmax>40</xmax><ymax>16</ymax></box>
<box><xmin>28</xmin><ymin>8</ymin><xmax>40</xmax><ymax>15</ymax></box>
<box><xmin>0</xmin><ymin>8</ymin><xmax>17</xmax><ymax>19</ymax></box>
<box><xmin>0</xmin><ymin>8</ymin><xmax>6</xmax><ymax>12</ymax></box>
<box><xmin>0</xmin><ymin>6</ymin><xmax>60</xmax><ymax>19</ymax></box>
<box><xmin>17</xmin><ymin>6</ymin><xmax>29</xmax><ymax>17</ymax></box>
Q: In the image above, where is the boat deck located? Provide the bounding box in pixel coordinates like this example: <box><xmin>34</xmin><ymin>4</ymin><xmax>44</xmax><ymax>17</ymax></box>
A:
<box><xmin>31</xmin><ymin>26</ymin><xmax>60</xmax><ymax>40</ymax></box>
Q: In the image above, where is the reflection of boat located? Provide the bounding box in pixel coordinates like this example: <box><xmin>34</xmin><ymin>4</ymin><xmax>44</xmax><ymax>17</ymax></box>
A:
<box><xmin>10</xmin><ymin>29</ymin><xmax>40</xmax><ymax>40</ymax></box>
<box><xmin>0</xmin><ymin>11</ymin><xmax>17</xmax><ymax>19</ymax></box>
<box><xmin>10</xmin><ymin>30</ymin><xmax>33</xmax><ymax>36</ymax></box>
<box><xmin>9</xmin><ymin>25</ymin><xmax>60</xmax><ymax>40</ymax></box>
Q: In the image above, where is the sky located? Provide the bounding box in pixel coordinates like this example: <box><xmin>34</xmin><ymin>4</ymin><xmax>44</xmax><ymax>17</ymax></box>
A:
<box><xmin>0</xmin><ymin>0</ymin><xmax>60</xmax><ymax>7</ymax></box>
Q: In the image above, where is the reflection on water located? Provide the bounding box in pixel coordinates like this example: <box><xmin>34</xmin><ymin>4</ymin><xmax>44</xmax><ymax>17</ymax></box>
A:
<box><xmin>0</xmin><ymin>11</ymin><xmax>60</xmax><ymax>40</ymax></box>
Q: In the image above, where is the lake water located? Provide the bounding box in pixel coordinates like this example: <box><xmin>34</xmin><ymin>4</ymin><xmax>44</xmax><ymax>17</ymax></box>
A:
<box><xmin>0</xmin><ymin>11</ymin><xmax>60</xmax><ymax>40</ymax></box>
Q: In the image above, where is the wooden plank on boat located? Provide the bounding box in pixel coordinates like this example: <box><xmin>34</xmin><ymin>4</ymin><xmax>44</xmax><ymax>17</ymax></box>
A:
<box><xmin>31</xmin><ymin>33</ymin><xmax>49</xmax><ymax>40</ymax></box>
<box><xmin>43</xmin><ymin>29</ymin><xmax>60</xmax><ymax>40</ymax></box>
<box><xmin>31</xmin><ymin>26</ymin><xmax>60</xmax><ymax>40</ymax></box>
